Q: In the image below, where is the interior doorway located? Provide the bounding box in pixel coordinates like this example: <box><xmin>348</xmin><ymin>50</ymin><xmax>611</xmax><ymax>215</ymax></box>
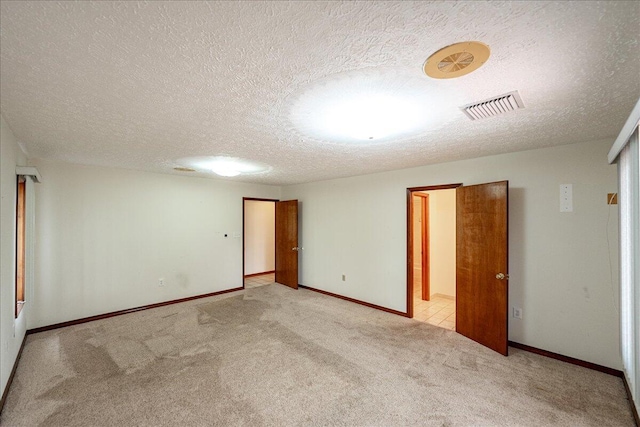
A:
<box><xmin>408</xmin><ymin>185</ymin><xmax>459</xmax><ymax>330</ymax></box>
<box><xmin>242</xmin><ymin>197</ymin><xmax>300</xmax><ymax>290</ymax></box>
<box><xmin>243</xmin><ymin>198</ymin><xmax>277</xmax><ymax>289</ymax></box>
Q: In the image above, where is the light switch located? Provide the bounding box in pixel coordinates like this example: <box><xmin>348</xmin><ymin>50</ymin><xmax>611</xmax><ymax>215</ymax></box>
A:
<box><xmin>560</xmin><ymin>184</ymin><xmax>573</xmax><ymax>212</ymax></box>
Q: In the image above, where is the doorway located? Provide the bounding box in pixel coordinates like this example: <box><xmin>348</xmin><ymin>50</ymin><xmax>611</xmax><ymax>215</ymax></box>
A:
<box><xmin>242</xmin><ymin>198</ymin><xmax>300</xmax><ymax>290</ymax></box>
<box><xmin>243</xmin><ymin>198</ymin><xmax>277</xmax><ymax>289</ymax></box>
<box><xmin>409</xmin><ymin>186</ymin><xmax>458</xmax><ymax>331</ymax></box>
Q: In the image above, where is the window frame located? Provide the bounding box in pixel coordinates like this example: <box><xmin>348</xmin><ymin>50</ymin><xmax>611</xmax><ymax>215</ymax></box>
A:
<box><xmin>15</xmin><ymin>176</ymin><xmax>26</xmax><ymax>318</ymax></box>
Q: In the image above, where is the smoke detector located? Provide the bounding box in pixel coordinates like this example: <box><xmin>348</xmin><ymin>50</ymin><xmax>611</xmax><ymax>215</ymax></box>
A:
<box><xmin>461</xmin><ymin>91</ymin><xmax>525</xmax><ymax>120</ymax></box>
<box><xmin>424</xmin><ymin>41</ymin><xmax>490</xmax><ymax>79</ymax></box>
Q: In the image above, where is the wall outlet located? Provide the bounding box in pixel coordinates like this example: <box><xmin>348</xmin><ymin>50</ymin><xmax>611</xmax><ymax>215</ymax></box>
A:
<box><xmin>159</xmin><ymin>278</ymin><xmax>164</xmax><ymax>287</ymax></box>
<box><xmin>513</xmin><ymin>307</ymin><xmax>523</xmax><ymax>319</ymax></box>
<box><xmin>342</xmin><ymin>274</ymin><xmax>346</xmax><ymax>282</ymax></box>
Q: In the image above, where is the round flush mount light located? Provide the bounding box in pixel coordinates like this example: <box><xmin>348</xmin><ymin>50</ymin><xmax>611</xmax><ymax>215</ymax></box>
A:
<box><xmin>289</xmin><ymin>68</ymin><xmax>461</xmax><ymax>144</ymax></box>
<box><xmin>424</xmin><ymin>41</ymin><xmax>490</xmax><ymax>79</ymax></box>
<box><xmin>176</xmin><ymin>156</ymin><xmax>271</xmax><ymax>178</ymax></box>
<box><xmin>317</xmin><ymin>93</ymin><xmax>426</xmax><ymax>141</ymax></box>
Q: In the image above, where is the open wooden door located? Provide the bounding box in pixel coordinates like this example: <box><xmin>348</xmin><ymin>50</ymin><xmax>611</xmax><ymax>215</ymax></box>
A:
<box><xmin>456</xmin><ymin>181</ymin><xmax>508</xmax><ymax>355</ymax></box>
<box><xmin>420</xmin><ymin>195</ymin><xmax>430</xmax><ymax>301</ymax></box>
<box><xmin>275</xmin><ymin>200</ymin><xmax>299</xmax><ymax>289</ymax></box>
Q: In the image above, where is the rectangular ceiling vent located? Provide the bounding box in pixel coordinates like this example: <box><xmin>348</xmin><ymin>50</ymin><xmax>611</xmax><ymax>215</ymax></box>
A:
<box><xmin>461</xmin><ymin>90</ymin><xmax>525</xmax><ymax>121</ymax></box>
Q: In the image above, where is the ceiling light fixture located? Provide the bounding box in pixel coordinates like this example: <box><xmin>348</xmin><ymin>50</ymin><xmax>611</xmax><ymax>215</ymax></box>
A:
<box><xmin>320</xmin><ymin>94</ymin><xmax>425</xmax><ymax>141</ymax></box>
<box><xmin>176</xmin><ymin>156</ymin><xmax>271</xmax><ymax>178</ymax></box>
<box><xmin>424</xmin><ymin>41</ymin><xmax>490</xmax><ymax>79</ymax></box>
<box><xmin>211</xmin><ymin>163</ymin><xmax>241</xmax><ymax>177</ymax></box>
<box><xmin>289</xmin><ymin>68</ymin><xmax>461</xmax><ymax>144</ymax></box>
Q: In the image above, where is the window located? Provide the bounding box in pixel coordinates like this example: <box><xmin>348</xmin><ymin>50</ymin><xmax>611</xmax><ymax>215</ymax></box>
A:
<box><xmin>15</xmin><ymin>176</ymin><xmax>25</xmax><ymax>317</ymax></box>
<box><xmin>618</xmin><ymin>128</ymin><xmax>639</xmax><ymax>407</ymax></box>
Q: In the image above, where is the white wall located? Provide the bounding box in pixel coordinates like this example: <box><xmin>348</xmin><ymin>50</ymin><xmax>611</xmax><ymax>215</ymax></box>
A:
<box><xmin>0</xmin><ymin>116</ymin><xmax>27</xmax><ymax>399</ymax></box>
<box><xmin>427</xmin><ymin>189</ymin><xmax>456</xmax><ymax>297</ymax></box>
<box><xmin>282</xmin><ymin>139</ymin><xmax>621</xmax><ymax>369</ymax></box>
<box><xmin>244</xmin><ymin>200</ymin><xmax>275</xmax><ymax>275</ymax></box>
<box><xmin>31</xmin><ymin>161</ymin><xmax>280</xmax><ymax>328</ymax></box>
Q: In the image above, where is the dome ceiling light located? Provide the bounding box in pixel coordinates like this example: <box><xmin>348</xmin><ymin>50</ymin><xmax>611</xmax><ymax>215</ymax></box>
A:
<box><xmin>424</xmin><ymin>41</ymin><xmax>491</xmax><ymax>79</ymax></box>
<box><xmin>318</xmin><ymin>93</ymin><xmax>425</xmax><ymax>141</ymax></box>
<box><xmin>289</xmin><ymin>68</ymin><xmax>461</xmax><ymax>144</ymax></box>
<box><xmin>176</xmin><ymin>156</ymin><xmax>271</xmax><ymax>178</ymax></box>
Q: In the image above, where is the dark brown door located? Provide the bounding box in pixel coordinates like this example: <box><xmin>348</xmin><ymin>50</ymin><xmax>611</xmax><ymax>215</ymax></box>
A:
<box><xmin>456</xmin><ymin>181</ymin><xmax>508</xmax><ymax>355</ymax></box>
<box><xmin>420</xmin><ymin>195</ymin><xmax>430</xmax><ymax>301</ymax></box>
<box><xmin>275</xmin><ymin>200</ymin><xmax>299</xmax><ymax>289</ymax></box>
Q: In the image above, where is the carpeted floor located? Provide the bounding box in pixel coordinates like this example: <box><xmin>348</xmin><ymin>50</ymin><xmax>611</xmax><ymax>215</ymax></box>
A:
<box><xmin>1</xmin><ymin>284</ymin><xmax>634</xmax><ymax>426</ymax></box>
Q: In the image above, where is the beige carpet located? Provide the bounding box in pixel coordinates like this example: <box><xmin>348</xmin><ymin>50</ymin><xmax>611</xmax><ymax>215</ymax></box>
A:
<box><xmin>1</xmin><ymin>284</ymin><xmax>634</xmax><ymax>426</ymax></box>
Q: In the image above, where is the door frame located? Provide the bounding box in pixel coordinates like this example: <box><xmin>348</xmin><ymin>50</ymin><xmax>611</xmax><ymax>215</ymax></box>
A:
<box><xmin>242</xmin><ymin>197</ymin><xmax>279</xmax><ymax>289</ymax></box>
<box><xmin>412</xmin><ymin>192</ymin><xmax>430</xmax><ymax>301</ymax></box>
<box><xmin>406</xmin><ymin>184</ymin><xmax>461</xmax><ymax>318</ymax></box>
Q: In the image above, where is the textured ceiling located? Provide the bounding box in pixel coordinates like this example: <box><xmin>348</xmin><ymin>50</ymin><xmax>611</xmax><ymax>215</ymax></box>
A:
<box><xmin>1</xmin><ymin>1</ymin><xmax>639</xmax><ymax>185</ymax></box>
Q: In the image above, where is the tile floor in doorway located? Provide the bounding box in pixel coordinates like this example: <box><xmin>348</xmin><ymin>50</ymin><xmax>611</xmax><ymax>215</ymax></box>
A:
<box><xmin>413</xmin><ymin>268</ymin><xmax>456</xmax><ymax>331</ymax></box>
<box><xmin>244</xmin><ymin>272</ymin><xmax>275</xmax><ymax>289</ymax></box>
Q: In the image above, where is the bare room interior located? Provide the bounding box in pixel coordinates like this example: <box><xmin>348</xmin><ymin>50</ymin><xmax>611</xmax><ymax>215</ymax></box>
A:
<box><xmin>1</xmin><ymin>1</ymin><xmax>639</xmax><ymax>426</ymax></box>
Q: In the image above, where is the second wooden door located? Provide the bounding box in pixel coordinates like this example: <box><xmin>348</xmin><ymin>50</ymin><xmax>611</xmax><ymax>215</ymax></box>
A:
<box><xmin>456</xmin><ymin>181</ymin><xmax>509</xmax><ymax>355</ymax></box>
<box><xmin>275</xmin><ymin>200</ymin><xmax>299</xmax><ymax>289</ymax></box>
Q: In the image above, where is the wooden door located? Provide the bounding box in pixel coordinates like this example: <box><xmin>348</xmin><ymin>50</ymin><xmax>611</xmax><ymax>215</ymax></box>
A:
<box><xmin>456</xmin><ymin>181</ymin><xmax>509</xmax><ymax>355</ymax></box>
<box><xmin>275</xmin><ymin>200</ymin><xmax>299</xmax><ymax>289</ymax></box>
<box><xmin>420</xmin><ymin>196</ymin><xmax>430</xmax><ymax>301</ymax></box>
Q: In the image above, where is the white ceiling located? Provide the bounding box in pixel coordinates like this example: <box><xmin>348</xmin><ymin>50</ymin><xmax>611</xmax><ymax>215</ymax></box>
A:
<box><xmin>1</xmin><ymin>1</ymin><xmax>638</xmax><ymax>185</ymax></box>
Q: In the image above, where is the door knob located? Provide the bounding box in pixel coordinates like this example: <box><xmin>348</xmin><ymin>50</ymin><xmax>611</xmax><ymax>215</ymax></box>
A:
<box><xmin>496</xmin><ymin>273</ymin><xmax>508</xmax><ymax>280</ymax></box>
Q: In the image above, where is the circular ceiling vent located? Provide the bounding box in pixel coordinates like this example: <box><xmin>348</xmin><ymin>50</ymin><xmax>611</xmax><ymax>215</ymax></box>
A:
<box><xmin>424</xmin><ymin>41</ymin><xmax>490</xmax><ymax>79</ymax></box>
